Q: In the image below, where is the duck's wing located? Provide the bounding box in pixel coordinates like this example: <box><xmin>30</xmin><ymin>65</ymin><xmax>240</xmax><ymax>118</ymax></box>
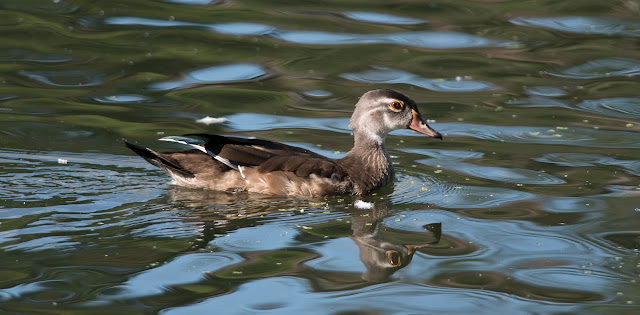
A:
<box><xmin>138</xmin><ymin>134</ymin><xmax>347</xmax><ymax>180</ymax></box>
<box><xmin>125</xmin><ymin>142</ymin><xmax>198</xmax><ymax>178</ymax></box>
<box><xmin>182</xmin><ymin>134</ymin><xmax>324</xmax><ymax>166</ymax></box>
<box><xmin>184</xmin><ymin>134</ymin><xmax>349</xmax><ymax>180</ymax></box>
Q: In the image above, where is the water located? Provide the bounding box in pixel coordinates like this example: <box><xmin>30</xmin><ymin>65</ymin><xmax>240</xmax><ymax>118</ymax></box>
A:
<box><xmin>1</xmin><ymin>0</ymin><xmax>639</xmax><ymax>313</ymax></box>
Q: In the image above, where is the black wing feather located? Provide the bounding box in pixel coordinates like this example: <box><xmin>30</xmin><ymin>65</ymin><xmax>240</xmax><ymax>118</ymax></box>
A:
<box><xmin>125</xmin><ymin>142</ymin><xmax>194</xmax><ymax>178</ymax></box>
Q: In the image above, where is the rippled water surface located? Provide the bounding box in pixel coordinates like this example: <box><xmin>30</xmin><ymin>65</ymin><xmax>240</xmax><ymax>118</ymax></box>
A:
<box><xmin>2</xmin><ymin>0</ymin><xmax>640</xmax><ymax>313</ymax></box>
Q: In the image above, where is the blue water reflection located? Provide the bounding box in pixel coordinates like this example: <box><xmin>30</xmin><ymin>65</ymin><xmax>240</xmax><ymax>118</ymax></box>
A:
<box><xmin>93</xmin><ymin>94</ymin><xmax>151</xmax><ymax>103</ymax></box>
<box><xmin>510</xmin><ymin>16</ymin><xmax>640</xmax><ymax>37</ymax></box>
<box><xmin>0</xmin><ymin>49</ymin><xmax>72</xmax><ymax>63</ymax></box>
<box><xmin>150</xmin><ymin>64</ymin><xmax>267</xmax><ymax>90</ymax></box>
<box><xmin>302</xmin><ymin>90</ymin><xmax>332</xmax><ymax>98</ymax></box>
<box><xmin>507</xmin><ymin>95</ymin><xmax>640</xmax><ymax>119</ymax></box>
<box><xmin>99</xmin><ymin>253</ymin><xmax>243</xmax><ymax>301</ymax></box>
<box><xmin>542</xmin><ymin>197</ymin><xmax>607</xmax><ymax>213</ymax></box>
<box><xmin>3</xmin><ymin>236</ymin><xmax>81</xmax><ymax>252</ymax></box>
<box><xmin>106</xmin><ymin>17</ymin><xmax>276</xmax><ymax>35</ymax></box>
<box><xmin>342</xmin><ymin>66</ymin><xmax>499</xmax><ymax>92</ymax></box>
<box><xmin>92</xmin><ymin>95</ymin><xmax>181</xmax><ymax>109</ymax></box>
<box><xmin>123</xmin><ymin>97</ymin><xmax>180</xmax><ymax>107</ymax></box>
<box><xmin>343</xmin><ymin>12</ymin><xmax>425</xmax><ymax>25</ymax></box>
<box><xmin>440</xmin><ymin>123</ymin><xmax>640</xmax><ymax>149</ymax></box>
<box><xmin>514</xmin><ymin>268</ymin><xmax>613</xmax><ymax>293</ymax></box>
<box><xmin>403</xmin><ymin>148</ymin><xmax>565</xmax><ymax>185</ymax></box>
<box><xmin>209</xmin><ymin>223</ymin><xmax>300</xmax><ymax>252</ymax></box>
<box><xmin>392</xmin><ymin>176</ymin><xmax>539</xmax><ymax>209</ymax></box>
<box><xmin>549</xmin><ymin>58</ymin><xmax>640</xmax><ymax>79</ymax></box>
<box><xmin>106</xmin><ymin>17</ymin><xmax>196</xmax><ymax>28</ymax></box>
<box><xmin>506</xmin><ymin>96</ymin><xmax>570</xmax><ymax>108</ymax></box>
<box><xmin>105</xmin><ymin>16</ymin><xmax>518</xmax><ymax>49</ymax></box>
<box><xmin>208</xmin><ymin>23</ymin><xmax>276</xmax><ymax>35</ymax></box>
<box><xmin>525</xmin><ymin>86</ymin><xmax>567</xmax><ymax>97</ymax></box>
<box><xmin>536</xmin><ymin>153</ymin><xmax>640</xmax><ymax>176</ymax></box>
<box><xmin>19</xmin><ymin>70</ymin><xmax>104</xmax><ymax>87</ymax></box>
<box><xmin>273</xmin><ymin>30</ymin><xmax>516</xmax><ymax>49</ymax></box>
<box><xmin>575</xmin><ymin>97</ymin><xmax>640</xmax><ymax>119</ymax></box>
<box><xmin>162</xmin><ymin>276</ymin><xmax>581</xmax><ymax>314</ymax></box>
<box><xmin>303</xmin><ymin>238</ymin><xmax>366</xmax><ymax>274</ymax></box>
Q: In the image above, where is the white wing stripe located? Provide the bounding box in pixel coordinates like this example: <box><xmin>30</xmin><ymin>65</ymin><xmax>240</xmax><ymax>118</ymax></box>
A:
<box><xmin>159</xmin><ymin>136</ymin><xmax>240</xmax><ymax>171</ymax></box>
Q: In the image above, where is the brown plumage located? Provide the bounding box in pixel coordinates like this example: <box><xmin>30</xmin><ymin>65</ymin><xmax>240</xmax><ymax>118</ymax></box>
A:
<box><xmin>125</xmin><ymin>89</ymin><xmax>442</xmax><ymax>198</ymax></box>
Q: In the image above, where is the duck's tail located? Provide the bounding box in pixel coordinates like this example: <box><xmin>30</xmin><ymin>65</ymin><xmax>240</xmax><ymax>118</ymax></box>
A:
<box><xmin>125</xmin><ymin>142</ymin><xmax>194</xmax><ymax>178</ymax></box>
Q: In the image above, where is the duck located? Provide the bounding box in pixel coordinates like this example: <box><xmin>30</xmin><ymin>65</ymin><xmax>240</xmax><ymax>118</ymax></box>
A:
<box><xmin>125</xmin><ymin>89</ymin><xmax>442</xmax><ymax>198</ymax></box>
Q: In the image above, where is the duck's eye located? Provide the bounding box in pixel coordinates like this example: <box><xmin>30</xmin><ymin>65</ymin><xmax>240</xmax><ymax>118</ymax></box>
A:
<box><xmin>387</xmin><ymin>251</ymin><xmax>401</xmax><ymax>266</ymax></box>
<box><xmin>389</xmin><ymin>100</ymin><xmax>404</xmax><ymax>112</ymax></box>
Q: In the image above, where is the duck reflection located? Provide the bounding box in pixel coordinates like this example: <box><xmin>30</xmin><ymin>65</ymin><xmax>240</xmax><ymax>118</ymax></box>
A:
<box><xmin>348</xmin><ymin>202</ymin><xmax>441</xmax><ymax>281</ymax></box>
<box><xmin>167</xmin><ymin>186</ymin><xmax>442</xmax><ymax>282</ymax></box>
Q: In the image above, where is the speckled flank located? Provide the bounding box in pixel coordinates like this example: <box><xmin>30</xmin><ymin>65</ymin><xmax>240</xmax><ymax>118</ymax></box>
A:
<box><xmin>168</xmin><ymin>167</ymin><xmax>353</xmax><ymax>198</ymax></box>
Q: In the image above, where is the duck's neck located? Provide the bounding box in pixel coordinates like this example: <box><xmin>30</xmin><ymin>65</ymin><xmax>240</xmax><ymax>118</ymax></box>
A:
<box><xmin>340</xmin><ymin>131</ymin><xmax>394</xmax><ymax>194</ymax></box>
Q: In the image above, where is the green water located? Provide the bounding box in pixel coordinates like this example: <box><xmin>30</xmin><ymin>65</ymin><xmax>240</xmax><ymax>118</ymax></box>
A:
<box><xmin>1</xmin><ymin>0</ymin><xmax>640</xmax><ymax>313</ymax></box>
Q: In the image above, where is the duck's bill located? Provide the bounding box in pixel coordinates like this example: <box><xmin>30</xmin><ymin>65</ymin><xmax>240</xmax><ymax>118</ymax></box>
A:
<box><xmin>408</xmin><ymin>109</ymin><xmax>443</xmax><ymax>139</ymax></box>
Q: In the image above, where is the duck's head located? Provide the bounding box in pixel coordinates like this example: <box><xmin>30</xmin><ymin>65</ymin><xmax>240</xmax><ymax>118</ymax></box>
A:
<box><xmin>349</xmin><ymin>89</ymin><xmax>442</xmax><ymax>143</ymax></box>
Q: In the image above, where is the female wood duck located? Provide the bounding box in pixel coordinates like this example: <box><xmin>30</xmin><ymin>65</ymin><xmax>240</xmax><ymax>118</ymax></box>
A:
<box><xmin>125</xmin><ymin>89</ymin><xmax>442</xmax><ymax>197</ymax></box>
